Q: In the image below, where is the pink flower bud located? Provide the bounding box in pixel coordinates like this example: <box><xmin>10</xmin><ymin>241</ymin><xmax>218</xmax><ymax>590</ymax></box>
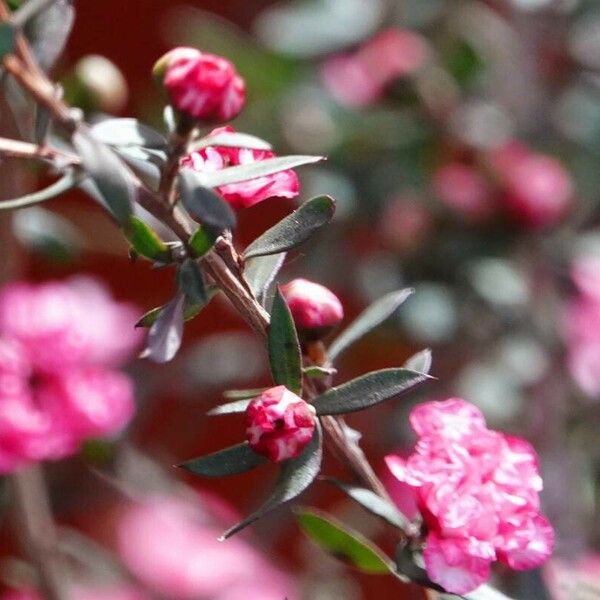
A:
<box><xmin>280</xmin><ymin>279</ymin><xmax>344</xmax><ymax>337</ymax></box>
<box><xmin>245</xmin><ymin>386</ymin><xmax>316</xmax><ymax>463</ymax></box>
<box><xmin>158</xmin><ymin>47</ymin><xmax>246</xmax><ymax>123</ymax></box>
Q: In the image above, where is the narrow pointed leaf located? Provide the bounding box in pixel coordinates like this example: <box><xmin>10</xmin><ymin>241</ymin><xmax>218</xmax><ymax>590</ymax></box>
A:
<box><xmin>190</xmin><ymin>131</ymin><xmax>272</xmax><ymax>152</ymax></box>
<box><xmin>73</xmin><ymin>128</ymin><xmax>134</xmax><ymax>225</ymax></box>
<box><xmin>0</xmin><ymin>169</ymin><xmax>84</xmax><ymax>210</ymax></box>
<box><xmin>222</xmin><ymin>387</ymin><xmax>267</xmax><ymax>401</ymax></box>
<box><xmin>198</xmin><ymin>155</ymin><xmax>324</xmax><ymax>188</ymax></box>
<box><xmin>140</xmin><ymin>294</ymin><xmax>184</xmax><ymax>363</ymax></box>
<box><xmin>221</xmin><ymin>422</ymin><xmax>322</xmax><ymax>539</ymax></box>
<box><xmin>297</xmin><ymin>509</ymin><xmax>393</xmax><ymax>574</ymax></box>
<box><xmin>0</xmin><ymin>23</ymin><xmax>15</xmax><ymax>59</ymax></box>
<box><xmin>189</xmin><ymin>226</ymin><xmax>217</xmax><ymax>257</ymax></box>
<box><xmin>403</xmin><ymin>348</ymin><xmax>432</xmax><ymax>374</ymax></box>
<box><xmin>327</xmin><ymin>479</ymin><xmax>411</xmax><ymax>531</ymax></box>
<box><xmin>207</xmin><ymin>398</ymin><xmax>253</xmax><ymax>416</ymax></box>
<box><xmin>178</xmin><ymin>170</ymin><xmax>236</xmax><ymax>232</ymax></box>
<box><xmin>243</xmin><ymin>196</ymin><xmax>335</xmax><ymax>259</ymax></box>
<box><xmin>328</xmin><ymin>288</ymin><xmax>414</xmax><ymax>360</ymax></box>
<box><xmin>91</xmin><ymin>118</ymin><xmax>167</xmax><ymax>148</ymax></box>
<box><xmin>244</xmin><ymin>252</ymin><xmax>286</xmax><ymax>305</ymax></box>
<box><xmin>303</xmin><ymin>366</ymin><xmax>337</xmax><ymax>379</ymax></box>
<box><xmin>314</xmin><ymin>368</ymin><xmax>429</xmax><ymax>416</ymax></box>
<box><xmin>135</xmin><ymin>291</ymin><xmax>216</xmax><ymax>328</ymax></box>
<box><xmin>177</xmin><ymin>259</ymin><xmax>207</xmax><ymax>304</ymax></box>
<box><xmin>179</xmin><ymin>442</ymin><xmax>266</xmax><ymax>477</ymax></box>
<box><xmin>123</xmin><ymin>216</ymin><xmax>169</xmax><ymax>261</ymax></box>
<box><xmin>268</xmin><ymin>288</ymin><xmax>302</xmax><ymax>394</ymax></box>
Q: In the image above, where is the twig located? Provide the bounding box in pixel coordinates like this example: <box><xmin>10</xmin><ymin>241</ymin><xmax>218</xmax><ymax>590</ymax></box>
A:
<box><xmin>0</xmin><ymin>136</ymin><xmax>80</xmax><ymax>165</ymax></box>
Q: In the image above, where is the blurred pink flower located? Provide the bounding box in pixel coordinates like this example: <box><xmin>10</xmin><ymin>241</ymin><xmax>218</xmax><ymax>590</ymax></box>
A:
<box><xmin>321</xmin><ymin>28</ymin><xmax>429</xmax><ymax>108</ymax></box>
<box><xmin>1</xmin><ymin>585</ymin><xmax>148</xmax><ymax>600</ymax></box>
<box><xmin>0</xmin><ymin>277</ymin><xmax>141</xmax><ymax>473</ymax></box>
<box><xmin>159</xmin><ymin>47</ymin><xmax>245</xmax><ymax>123</ymax></box>
<box><xmin>181</xmin><ymin>126</ymin><xmax>299</xmax><ymax>210</ymax></box>
<box><xmin>385</xmin><ymin>398</ymin><xmax>553</xmax><ymax>595</ymax></box>
<box><xmin>245</xmin><ymin>385</ymin><xmax>316</xmax><ymax>463</ymax></box>
<box><xmin>117</xmin><ymin>497</ymin><xmax>298</xmax><ymax>600</ymax></box>
<box><xmin>544</xmin><ymin>553</ymin><xmax>600</xmax><ymax>600</ymax></box>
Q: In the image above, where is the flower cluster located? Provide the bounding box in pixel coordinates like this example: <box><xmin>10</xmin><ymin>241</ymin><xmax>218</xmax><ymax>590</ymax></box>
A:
<box><xmin>564</xmin><ymin>254</ymin><xmax>600</xmax><ymax>397</ymax></box>
<box><xmin>0</xmin><ymin>277</ymin><xmax>141</xmax><ymax>473</ymax></box>
<box><xmin>385</xmin><ymin>398</ymin><xmax>553</xmax><ymax>594</ymax></box>
<box><xmin>181</xmin><ymin>126</ymin><xmax>299</xmax><ymax>210</ymax></box>
<box><xmin>245</xmin><ymin>386</ymin><xmax>316</xmax><ymax>463</ymax></box>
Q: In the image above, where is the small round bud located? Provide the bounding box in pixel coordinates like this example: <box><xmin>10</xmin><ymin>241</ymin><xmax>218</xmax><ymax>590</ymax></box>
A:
<box><xmin>73</xmin><ymin>55</ymin><xmax>128</xmax><ymax>114</ymax></box>
<box><xmin>280</xmin><ymin>279</ymin><xmax>344</xmax><ymax>339</ymax></box>
<box><xmin>245</xmin><ymin>386</ymin><xmax>316</xmax><ymax>463</ymax></box>
<box><xmin>155</xmin><ymin>47</ymin><xmax>246</xmax><ymax>123</ymax></box>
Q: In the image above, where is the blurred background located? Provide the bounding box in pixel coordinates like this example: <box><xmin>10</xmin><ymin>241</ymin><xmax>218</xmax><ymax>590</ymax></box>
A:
<box><xmin>3</xmin><ymin>0</ymin><xmax>600</xmax><ymax>598</ymax></box>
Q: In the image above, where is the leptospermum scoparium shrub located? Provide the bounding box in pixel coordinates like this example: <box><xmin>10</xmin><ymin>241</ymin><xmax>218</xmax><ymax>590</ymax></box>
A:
<box><xmin>0</xmin><ymin>2</ymin><xmax>553</xmax><ymax>598</ymax></box>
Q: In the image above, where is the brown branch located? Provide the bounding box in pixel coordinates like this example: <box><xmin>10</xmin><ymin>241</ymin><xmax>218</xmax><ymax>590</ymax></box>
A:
<box><xmin>0</xmin><ymin>136</ymin><xmax>80</xmax><ymax>165</ymax></box>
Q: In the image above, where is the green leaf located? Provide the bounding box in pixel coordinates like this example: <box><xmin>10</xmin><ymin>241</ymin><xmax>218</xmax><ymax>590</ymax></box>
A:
<box><xmin>177</xmin><ymin>259</ymin><xmax>207</xmax><ymax>304</ymax></box>
<box><xmin>326</xmin><ymin>479</ymin><xmax>412</xmax><ymax>531</ymax></box>
<box><xmin>178</xmin><ymin>170</ymin><xmax>236</xmax><ymax>233</ymax></box>
<box><xmin>207</xmin><ymin>398</ymin><xmax>253</xmax><ymax>416</ymax></box>
<box><xmin>72</xmin><ymin>128</ymin><xmax>134</xmax><ymax>225</ymax></box>
<box><xmin>296</xmin><ymin>509</ymin><xmax>393</xmax><ymax>574</ymax></box>
<box><xmin>0</xmin><ymin>169</ymin><xmax>84</xmax><ymax>211</ymax></box>
<box><xmin>223</xmin><ymin>387</ymin><xmax>267</xmax><ymax>400</ymax></box>
<box><xmin>314</xmin><ymin>368</ymin><xmax>429</xmax><ymax>416</ymax></box>
<box><xmin>243</xmin><ymin>196</ymin><xmax>335</xmax><ymax>259</ymax></box>
<box><xmin>0</xmin><ymin>22</ymin><xmax>15</xmax><ymax>59</ymax></box>
<box><xmin>178</xmin><ymin>442</ymin><xmax>267</xmax><ymax>477</ymax></box>
<box><xmin>244</xmin><ymin>252</ymin><xmax>286</xmax><ymax>305</ymax></box>
<box><xmin>123</xmin><ymin>216</ymin><xmax>169</xmax><ymax>261</ymax></box>
<box><xmin>189</xmin><ymin>226</ymin><xmax>217</xmax><ymax>257</ymax></box>
<box><xmin>221</xmin><ymin>421</ymin><xmax>322</xmax><ymax>539</ymax></box>
<box><xmin>197</xmin><ymin>155</ymin><xmax>324</xmax><ymax>188</ymax></box>
<box><xmin>303</xmin><ymin>365</ymin><xmax>337</xmax><ymax>379</ymax></box>
<box><xmin>268</xmin><ymin>288</ymin><xmax>302</xmax><ymax>394</ymax></box>
<box><xmin>328</xmin><ymin>288</ymin><xmax>414</xmax><ymax>361</ymax></box>
<box><xmin>403</xmin><ymin>348</ymin><xmax>432</xmax><ymax>374</ymax></box>
<box><xmin>139</xmin><ymin>294</ymin><xmax>184</xmax><ymax>363</ymax></box>
<box><xmin>190</xmin><ymin>130</ymin><xmax>272</xmax><ymax>152</ymax></box>
<box><xmin>91</xmin><ymin>118</ymin><xmax>167</xmax><ymax>148</ymax></box>
<box><xmin>135</xmin><ymin>292</ymin><xmax>216</xmax><ymax>328</ymax></box>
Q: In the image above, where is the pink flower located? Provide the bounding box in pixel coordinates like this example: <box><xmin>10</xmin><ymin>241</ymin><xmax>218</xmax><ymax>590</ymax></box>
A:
<box><xmin>280</xmin><ymin>278</ymin><xmax>344</xmax><ymax>335</ymax></box>
<box><xmin>159</xmin><ymin>47</ymin><xmax>245</xmax><ymax>123</ymax></box>
<box><xmin>322</xmin><ymin>28</ymin><xmax>429</xmax><ymax>108</ymax></box>
<box><xmin>385</xmin><ymin>398</ymin><xmax>553</xmax><ymax>595</ymax></box>
<box><xmin>117</xmin><ymin>497</ymin><xmax>298</xmax><ymax>600</ymax></box>
<box><xmin>181</xmin><ymin>126</ymin><xmax>299</xmax><ymax>210</ymax></box>
<box><xmin>0</xmin><ymin>277</ymin><xmax>141</xmax><ymax>473</ymax></box>
<box><xmin>245</xmin><ymin>386</ymin><xmax>316</xmax><ymax>463</ymax></box>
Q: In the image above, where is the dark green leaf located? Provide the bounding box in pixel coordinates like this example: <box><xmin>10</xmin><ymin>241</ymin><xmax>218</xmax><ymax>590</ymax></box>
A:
<box><xmin>207</xmin><ymin>398</ymin><xmax>253</xmax><ymax>416</ymax></box>
<box><xmin>221</xmin><ymin>421</ymin><xmax>322</xmax><ymax>539</ymax></box>
<box><xmin>72</xmin><ymin>128</ymin><xmax>134</xmax><ymax>225</ymax></box>
<box><xmin>198</xmin><ymin>155</ymin><xmax>324</xmax><ymax>188</ymax></box>
<box><xmin>114</xmin><ymin>146</ymin><xmax>165</xmax><ymax>192</ymax></box>
<box><xmin>178</xmin><ymin>169</ymin><xmax>236</xmax><ymax>233</ymax></box>
<box><xmin>0</xmin><ymin>169</ymin><xmax>84</xmax><ymax>210</ymax></box>
<box><xmin>0</xmin><ymin>23</ymin><xmax>15</xmax><ymax>59</ymax></box>
<box><xmin>135</xmin><ymin>292</ymin><xmax>216</xmax><ymax>328</ymax></box>
<box><xmin>403</xmin><ymin>348</ymin><xmax>432</xmax><ymax>374</ymax></box>
<box><xmin>140</xmin><ymin>294</ymin><xmax>184</xmax><ymax>363</ymax></box>
<box><xmin>123</xmin><ymin>216</ymin><xmax>169</xmax><ymax>261</ymax></box>
<box><xmin>190</xmin><ymin>130</ymin><xmax>272</xmax><ymax>152</ymax></box>
<box><xmin>244</xmin><ymin>252</ymin><xmax>286</xmax><ymax>306</ymax></box>
<box><xmin>328</xmin><ymin>289</ymin><xmax>414</xmax><ymax>361</ymax></box>
<box><xmin>11</xmin><ymin>0</ymin><xmax>59</xmax><ymax>28</ymax></box>
<box><xmin>268</xmin><ymin>288</ymin><xmax>302</xmax><ymax>394</ymax></box>
<box><xmin>179</xmin><ymin>442</ymin><xmax>266</xmax><ymax>477</ymax></box>
<box><xmin>222</xmin><ymin>387</ymin><xmax>267</xmax><ymax>401</ymax></box>
<box><xmin>189</xmin><ymin>226</ymin><xmax>217</xmax><ymax>257</ymax></box>
<box><xmin>314</xmin><ymin>368</ymin><xmax>429</xmax><ymax>416</ymax></box>
<box><xmin>91</xmin><ymin>118</ymin><xmax>167</xmax><ymax>148</ymax></box>
<box><xmin>303</xmin><ymin>365</ymin><xmax>337</xmax><ymax>379</ymax></box>
<box><xmin>177</xmin><ymin>259</ymin><xmax>207</xmax><ymax>304</ymax></box>
<box><xmin>296</xmin><ymin>509</ymin><xmax>393</xmax><ymax>574</ymax></box>
<box><xmin>327</xmin><ymin>479</ymin><xmax>412</xmax><ymax>531</ymax></box>
<box><xmin>243</xmin><ymin>196</ymin><xmax>335</xmax><ymax>259</ymax></box>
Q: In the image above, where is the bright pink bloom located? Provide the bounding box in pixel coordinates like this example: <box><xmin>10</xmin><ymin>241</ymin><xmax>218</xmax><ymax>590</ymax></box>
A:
<box><xmin>322</xmin><ymin>28</ymin><xmax>429</xmax><ymax>108</ymax></box>
<box><xmin>0</xmin><ymin>277</ymin><xmax>141</xmax><ymax>473</ymax></box>
<box><xmin>385</xmin><ymin>398</ymin><xmax>553</xmax><ymax>595</ymax></box>
<box><xmin>280</xmin><ymin>278</ymin><xmax>344</xmax><ymax>333</ymax></box>
<box><xmin>117</xmin><ymin>497</ymin><xmax>298</xmax><ymax>600</ymax></box>
<box><xmin>433</xmin><ymin>163</ymin><xmax>495</xmax><ymax>221</ymax></box>
<box><xmin>181</xmin><ymin>126</ymin><xmax>299</xmax><ymax>210</ymax></box>
<box><xmin>245</xmin><ymin>386</ymin><xmax>316</xmax><ymax>463</ymax></box>
<box><xmin>160</xmin><ymin>47</ymin><xmax>245</xmax><ymax>122</ymax></box>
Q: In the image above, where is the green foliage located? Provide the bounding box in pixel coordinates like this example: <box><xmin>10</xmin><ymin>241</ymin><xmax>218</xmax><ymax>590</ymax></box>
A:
<box><xmin>123</xmin><ymin>216</ymin><xmax>169</xmax><ymax>261</ymax></box>
<box><xmin>139</xmin><ymin>294</ymin><xmax>184</xmax><ymax>363</ymax></box>
<box><xmin>0</xmin><ymin>23</ymin><xmax>15</xmax><ymax>59</ymax></box>
<box><xmin>177</xmin><ymin>259</ymin><xmax>207</xmax><ymax>305</ymax></box>
<box><xmin>179</xmin><ymin>442</ymin><xmax>267</xmax><ymax>477</ymax></box>
<box><xmin>188</xmin><ymin>226</ymin><xmax>217</xmax><ymax>257</ymax></box>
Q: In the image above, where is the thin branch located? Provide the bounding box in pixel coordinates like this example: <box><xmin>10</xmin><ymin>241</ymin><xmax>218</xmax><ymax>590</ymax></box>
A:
<box><xmin>0</xmin><ymin>136</ymin><xmax>80</xmax><ymax>165</ymax></box>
